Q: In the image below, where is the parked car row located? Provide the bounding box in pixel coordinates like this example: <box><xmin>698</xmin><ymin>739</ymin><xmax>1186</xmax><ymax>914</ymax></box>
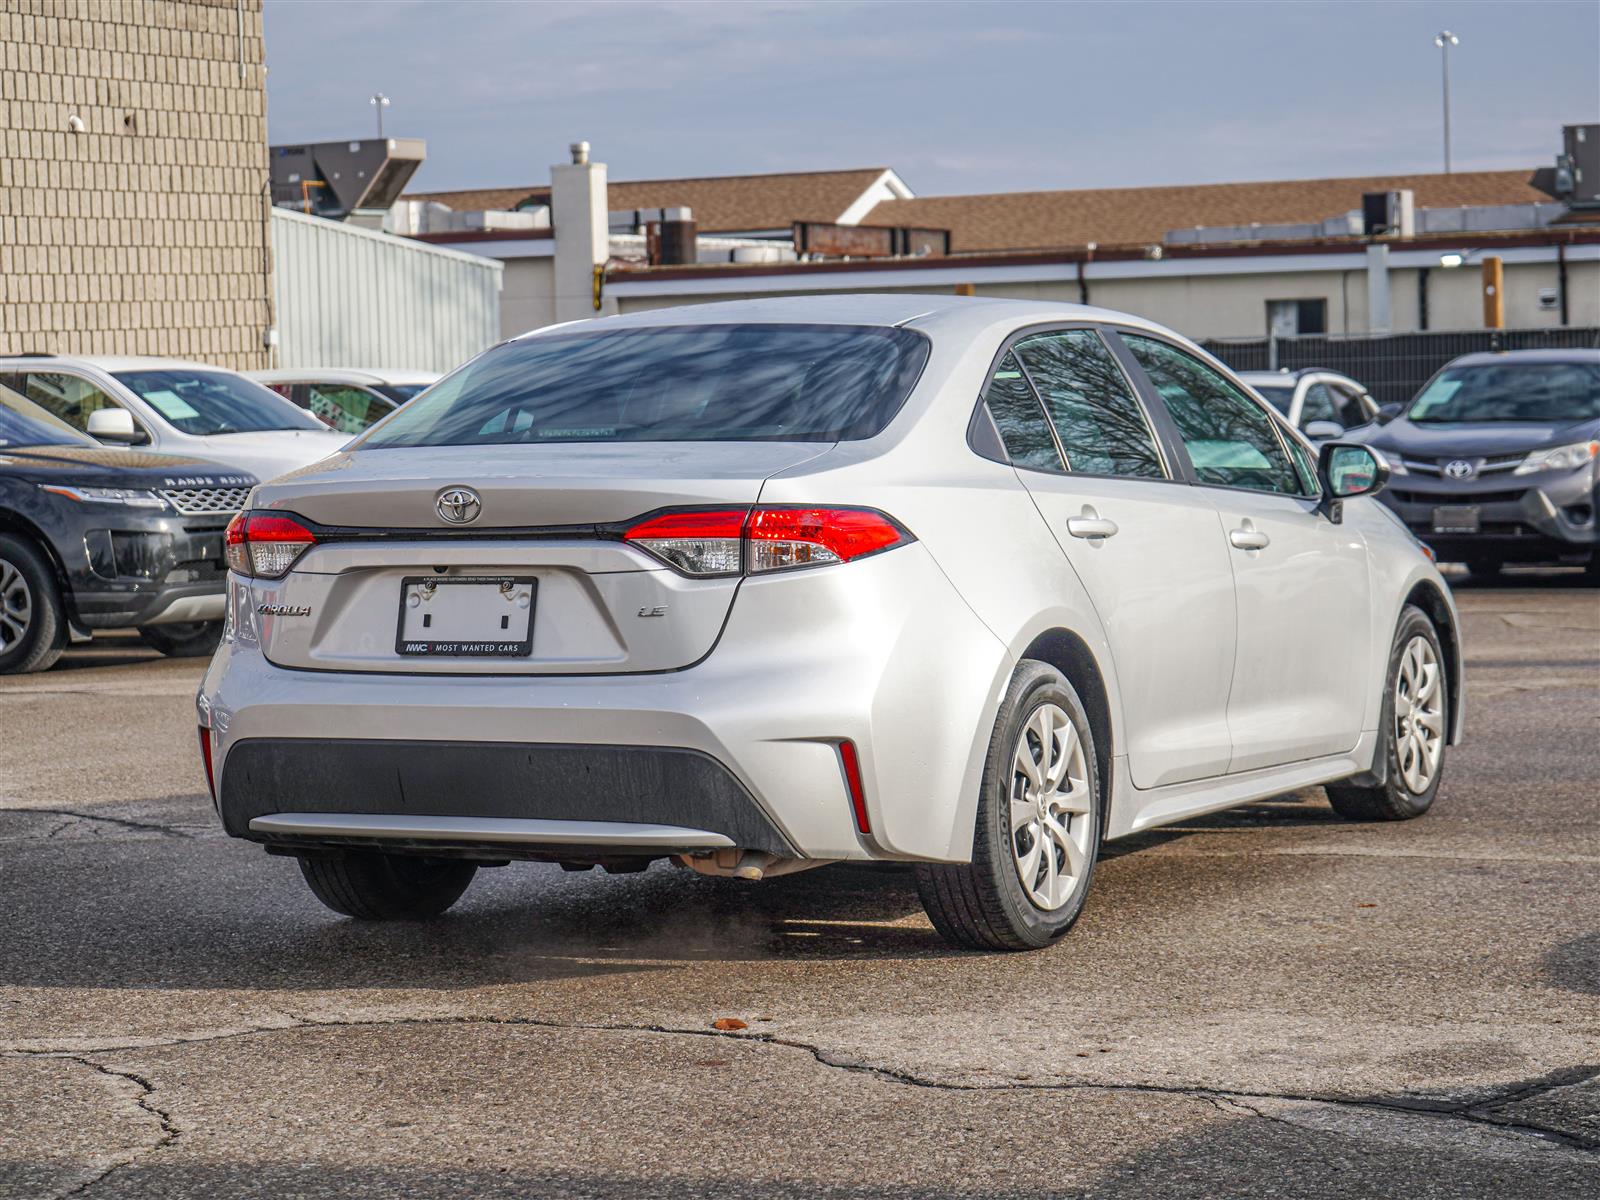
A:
<box><xmin>0</xmin><ymin>355</ymin><xmax>434</xmax><ymax>673</ymax></box>
<box><xmin>249</xmin><ymin>368</ymin><xmax>439</xmax><ymax>434</ymax></box>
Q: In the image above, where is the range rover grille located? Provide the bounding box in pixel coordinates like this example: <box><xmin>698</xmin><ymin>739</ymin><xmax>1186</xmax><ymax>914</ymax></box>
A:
<box><xmin>160</xmin><ymin>486</ymin><xmax>252</xmax><ymax>516</ymax></box>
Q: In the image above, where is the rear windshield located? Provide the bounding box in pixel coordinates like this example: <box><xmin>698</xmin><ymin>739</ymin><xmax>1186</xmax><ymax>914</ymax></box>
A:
<box><xmin>1408</xmin><ymin>361</ymin><xmax>1600</xmax><ymax>424</ymax></box>
<box><xmin>115</xmin><ymin>369</ymin><xmax>327</xmax><ymax>436</ymax></box>
<box><xmin>356</xmin><ymin>324</ymin><xmax>931</xmax><ymax>448</ymax></box>
<box><xmin>1246</xmin><ymin>382</ymin><xmax>1294</xmax><ymax>414</ymax></box>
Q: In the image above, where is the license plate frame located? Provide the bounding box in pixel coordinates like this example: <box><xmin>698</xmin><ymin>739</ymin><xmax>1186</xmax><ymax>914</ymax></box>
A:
<box><xmin>1431</xmin><ymin>505</ymin><xmax>1481</xmax><ymax>534</ymax></box>
<box><xmin>395</xmin><ymin>575</ymin><xmax>537</xmax><ymax>657</ymax></box>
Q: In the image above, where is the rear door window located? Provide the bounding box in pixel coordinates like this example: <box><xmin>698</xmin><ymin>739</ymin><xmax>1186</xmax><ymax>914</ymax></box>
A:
<box><xmin>359</xmin><ymin>324</ymin><xmax>930</xmax><ymax>448</ymax></box>
<box><xmin>981</xmin><ymin>352</ymin><xmax>1063</xmax><ymax>471</ymax></box>
<box><xmin>1122</xmin><ymin>335</ymin><xmax>1303</xmax><ymax>495</ymax></box>
<box><xmin>1013</xmin><ymin>331</ymin><xmax>1165</xmax><ymax>478</ymax></box>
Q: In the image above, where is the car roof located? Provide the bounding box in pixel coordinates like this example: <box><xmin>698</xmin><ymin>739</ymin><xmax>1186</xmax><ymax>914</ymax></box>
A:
<box><xmin>0</xmin><ymin>354</ymin><xmax>238</xmax><ymax>374</ymax></box>
<box><xmin>248</xmin><ymin>368</ymin><xmax>441</xmax><ymax>386</ymax></box>
<box><xmin>512</xmin><ymin>293</ymin><xmax>1186</xmax><ymax>344</ymax></box>
<box><xmin>1237</xmin><ymin>368</ymin><xmax>1358</xmax><ymax>384</ymax></box>
<box><xmin>1446</xmin><ymin>348</ymin><xmax>1600</xmax><ymax>367</ymax></box>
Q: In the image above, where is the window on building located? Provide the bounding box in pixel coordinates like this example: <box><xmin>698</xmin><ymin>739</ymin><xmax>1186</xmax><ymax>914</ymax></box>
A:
<box><xmin>981</xmin><ymin>352</ymin><xmax>1062</xmax><ymax>471</ymax></box>
<box><xmin>1266</xmin><ymin>299</ymin><xmax>1328</xmax><ymax>337</ymax></box>
<box><xmin>1122</xmin><ymin>335</ymin><xmax>1303</xmax><ymax>496</ymax></box>
<box><xmin>1012</xmin><ymin>331</ymin><xmax>1165</xmax><ymax>478</ymax></box>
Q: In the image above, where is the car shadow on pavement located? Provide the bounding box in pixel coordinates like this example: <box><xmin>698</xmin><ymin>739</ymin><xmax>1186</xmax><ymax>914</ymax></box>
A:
<box><xmin>1542</xmin><ymin>932</ymin><xmax>1600</xmax><ymax>996</ymax></box>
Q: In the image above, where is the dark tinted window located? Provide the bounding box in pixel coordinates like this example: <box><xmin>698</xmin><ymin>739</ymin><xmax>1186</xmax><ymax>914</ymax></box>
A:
<box><xmin>1408</xmin><ymin>361</ymin><xmax>1600</xmax><ymax>423</ymax></box>
<box><xmin>1328</xmin><ymin>382</ymin><xmax>1372</xmax><ymax>428</ymax></box>
<box><xmin>1300</xmin><ymin>382</ymin><xmax>1339</xmax><ymax>426</ymax></box>
<box><xmin>376</xmin><ymin>383</ymin><xmax>430</xmax><ymax>403</ymax></box>
<box><xmin>1014</xmin><ymin>331</ymin><xmax>1164</xmax><ymax>478</ymax></box>
<box><xmin>359</xmin><ymin>324</ymin><xmax>930</xmax><ymax>448</ymax></box>
<box><xmin>0</xmin><ymin>382</ymin><xmax>97</xmax><ymax>447</ymax></box>
<box><xmin>115</xmin><ymin>370</ymin><xmax>325</xmax><ymax>436</ymax></box>
<box><xmin>1124</xmin><ymin>335</ymin><xmax>1301</xmax><ymax>495</ymax></box>
<box><xmin>982</xmin><ymin>352</ymin><xmax>1062</xmax><ymax>470</ymax></box>
<box><xmin>1250</xmin><ymin>382</ymin><xmax>1295</xmax><ymax>415</ymax></box>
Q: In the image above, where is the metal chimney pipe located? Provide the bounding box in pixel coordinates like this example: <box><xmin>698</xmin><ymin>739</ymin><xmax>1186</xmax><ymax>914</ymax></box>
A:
<box><xmin>570</xmin><ymin>141</ymin><xmax>590</xmax><ymax>165</ymax></box>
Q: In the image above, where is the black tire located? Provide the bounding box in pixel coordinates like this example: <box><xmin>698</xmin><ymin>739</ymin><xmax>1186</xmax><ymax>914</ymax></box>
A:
<box><xmin>1326</xmin><ymin>605</ymin><xmax>1447</xmax><ymax>822</ymax></box>
<box><xmin>137</xmin><ymin>620</ymin><xmax>223</xmax><ymax>657</ymax></box>
<box><xmin>297</xmin><ymin>852</ymin><xmax>477</xmax><ymax>920</ymax></box>
<box><xmin>0</xmin><ymin>534</ymin><xmax>66</xmax><ymax>675</ymax></box>
<box><xmin>916</xmin><ymin>661</ymin><xmax>1103</xmax><ymax>951</ymax></box>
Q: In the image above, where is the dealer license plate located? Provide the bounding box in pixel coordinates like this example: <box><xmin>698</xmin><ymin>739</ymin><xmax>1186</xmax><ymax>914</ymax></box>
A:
<box><xmin>396</xmin><ymin>576</ymin><xmax>536</xmax><ymax>656</ymax></box>
<box><xmin>1431</xmin><ymin>505</ymin><xmax>1480</xmax><ymax>534</ymax></box>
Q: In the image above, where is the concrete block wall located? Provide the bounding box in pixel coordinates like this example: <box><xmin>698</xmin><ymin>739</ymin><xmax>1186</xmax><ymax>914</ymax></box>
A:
<box><xmin>0</xmin><ymin>0</ymin><xmax>272</xmax><ymax>368</ymax></box>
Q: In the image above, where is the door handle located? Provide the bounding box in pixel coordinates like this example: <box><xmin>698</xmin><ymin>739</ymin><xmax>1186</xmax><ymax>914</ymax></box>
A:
<box><xmin>1229</xmin><ymin>524</ymin><xmax>1270</xmax><ymax>551</ymax></box>
<box><xmin>1066</xmin><ymin>507</ymin><xmax>1119</xmax><ymax>540</ymax></box>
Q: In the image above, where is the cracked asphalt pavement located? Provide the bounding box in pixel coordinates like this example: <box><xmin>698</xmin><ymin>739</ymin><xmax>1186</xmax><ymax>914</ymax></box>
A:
<box><xmin>1</xmin><ymin>577</ymin><xmax>1596</xmax><ymax>1197</ymax></box>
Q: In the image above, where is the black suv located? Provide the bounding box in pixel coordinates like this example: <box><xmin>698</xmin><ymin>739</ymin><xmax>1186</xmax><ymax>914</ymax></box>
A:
<box><xmin>1354</xmin><ymin>349</ymin><xmax>1600</xmax><ymax>577</ymax></box>
<box><xmin>1</xmin><ymin>383</ymin><xmax>255</xmax><ymax>673</ymax></box>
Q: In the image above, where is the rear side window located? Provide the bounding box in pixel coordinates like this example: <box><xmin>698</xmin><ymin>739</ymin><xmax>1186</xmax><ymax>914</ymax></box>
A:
<box><xmin>358</xmin><ymin>324</ymin><xmax>930</xmax><ymax>447</ymax></box>
<box><xmin>1013</xmin><ymin>331</ymin><xmax>1165</xmax><ymax>479</ymax></box>
<box><xmin>1123</xmin><ymin>335</ymin><xmax>1302</xmax><ymax>495</ymax></box>
<box><xmin>981</xmin><ymin>352</ymin><xmax>1062</xmax><ymax>470</ymax></box>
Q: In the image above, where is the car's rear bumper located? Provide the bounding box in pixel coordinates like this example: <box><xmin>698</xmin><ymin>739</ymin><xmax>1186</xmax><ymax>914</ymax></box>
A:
<box><xmin>220</xmin><ymin>738</ymin><xmax>798</xmax><ymax>858</ymax></box>
<box><xmin>1380</xmin><ymin>471</ymin><xmax>1598</xmax><ymax>564</ymax></box>
<box><xmin>198</xmin><ymin>544</ymin><xmax>1010</xmax><ymax>864</ymax></box>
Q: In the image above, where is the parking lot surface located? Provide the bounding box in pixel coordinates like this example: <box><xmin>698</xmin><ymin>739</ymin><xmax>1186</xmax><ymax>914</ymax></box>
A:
<box><xmin>1</xmin><ymin>579</ymin><xmax>1596</xmax><ymax>1198</ymax></box>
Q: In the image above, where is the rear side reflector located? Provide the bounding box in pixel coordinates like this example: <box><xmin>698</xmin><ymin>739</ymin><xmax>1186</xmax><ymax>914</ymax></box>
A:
<box><xmin>198</xmin><ymin>725</ymin><xmax>216</xmax><ymax>803</ymax></box>
<box><xmin>622</xmin><ymin>506</ymin><xmax>911</xmax><ymax>577</ymax></box>
<box><xmin>838</xmin><ymin>740</ymin><xmax>870</xmax><ymax>835</ymax></box>
<box><xmin>225</xmin><ymin>510</ymin><xmax>317</xmax><ymax>579</ymax></box>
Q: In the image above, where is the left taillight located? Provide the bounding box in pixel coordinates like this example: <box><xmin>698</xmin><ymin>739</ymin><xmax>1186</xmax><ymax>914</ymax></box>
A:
<box><xmin>197</xmin><ymin>725</ymin><xmax>216</xmax><ymax>803</ymax></box>
<box><xmin>622</xmin><ymin>506</ymin><xmax>912</xmax><ymax>577</ymax></box>
<box><xmin>224</xmin><ymin>510</ymin><xmax>317</xmax><ymax>579</ymax></box>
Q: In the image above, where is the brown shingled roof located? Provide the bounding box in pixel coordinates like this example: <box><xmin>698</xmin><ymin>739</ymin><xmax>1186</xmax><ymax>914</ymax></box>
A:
<box><xmin>405</xmin><ymin>167</ymin><xmax>894</xmax><ymax>233</ymax></box>
<box><xmin>862</xmin><ymin>170</ymin><xmax>1546</xmax><ymax>253</ymax></box>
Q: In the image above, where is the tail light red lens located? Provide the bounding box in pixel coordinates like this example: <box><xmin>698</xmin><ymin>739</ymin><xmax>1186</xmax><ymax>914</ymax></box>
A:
<box><xmin>197</xmin><ymin>725</ymin><xmax>217</xmax><ymax>803</ymax></box>
<box><xmin>224</xmin><ymin>510</ymin><xmax>317</xmax><ymax>579</ymax></box>
<box><xmin>622</xmin><ymin>506</ymin><xmax>911</xmax><ymax>577</ymax></box>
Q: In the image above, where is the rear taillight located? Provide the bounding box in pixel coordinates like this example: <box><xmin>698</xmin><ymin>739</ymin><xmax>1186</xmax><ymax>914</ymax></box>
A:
<box><xmin>224</xmin><ymin>510</ymin><xmax>318</xmax><ymax>579</ymax></box>
<box><xmin>622</xmin><ymin>506</ymin><xmax>912</xmax><ymax>577</ymax></box>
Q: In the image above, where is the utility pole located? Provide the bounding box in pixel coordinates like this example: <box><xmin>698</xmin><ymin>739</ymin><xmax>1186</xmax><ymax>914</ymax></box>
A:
<box><xmin>370</xmin><ymin>92</ymin><xmax>390</xmax><ymax>140</ymax></box>
<box><xmin>1434</xmin><ymin>32</ymin><xmax>1458</xmax><ymax>173</ymax></box>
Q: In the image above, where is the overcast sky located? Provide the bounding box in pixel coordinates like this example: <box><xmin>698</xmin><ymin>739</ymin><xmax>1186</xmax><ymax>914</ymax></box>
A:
<box><xmin>263</xmin><ymin>0</ymin><xmax>1599</xmax><ymax>197</ymax></box>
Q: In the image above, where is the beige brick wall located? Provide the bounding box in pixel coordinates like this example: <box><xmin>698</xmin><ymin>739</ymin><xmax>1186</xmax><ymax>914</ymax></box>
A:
<box><xmin>0</xmin><ymin>0</ymin><xmax>272</xmax><ymax>368</ymax></box>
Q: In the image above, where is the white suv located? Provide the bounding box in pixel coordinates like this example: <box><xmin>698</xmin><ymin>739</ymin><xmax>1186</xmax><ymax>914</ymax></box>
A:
<box><xmin>0</xmin><ymin>356</ymin><xmax>350</xmax><ymax>482</ymax></box>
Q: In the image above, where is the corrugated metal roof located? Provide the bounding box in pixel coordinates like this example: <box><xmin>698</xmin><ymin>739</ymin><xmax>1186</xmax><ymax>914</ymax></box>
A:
<box><xmin>271</xmin><ymin>208</ymin><xmax>502</xmax><ymax>373</ymax></box>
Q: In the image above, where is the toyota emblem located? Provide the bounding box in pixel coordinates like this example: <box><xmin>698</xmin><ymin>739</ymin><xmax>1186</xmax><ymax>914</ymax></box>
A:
<box><xmin>435</xmin><ymin>487</ymin><xmax>482</xmax><ymax>524</ymax></box>
<box><xmin>1442</xmin><ymin>459</ymin><xmax>1476</xmax><ymax>480</ymax></box>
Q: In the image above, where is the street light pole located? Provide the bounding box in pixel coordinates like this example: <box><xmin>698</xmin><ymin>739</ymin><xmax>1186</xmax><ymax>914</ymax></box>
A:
<box><xmin>370</xmin><ymin>92</ymin><xmax>390</xmax><ymax>140</ymax></box>
<box><xmin>1434</xmin><ymin>31</ymin><xmax>1458</xmax><ymax>174</ymax></box>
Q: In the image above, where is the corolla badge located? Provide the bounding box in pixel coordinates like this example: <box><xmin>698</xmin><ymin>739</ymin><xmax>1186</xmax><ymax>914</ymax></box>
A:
<box><xmin>436</xmin><ymin>486</ymin><xmax>482</xmax><ymax>524</ymax></box>
<box><xmin>1443</xmin><ymin>459</ymin><xmax>1477</xmax><ymax>480</ymax></box>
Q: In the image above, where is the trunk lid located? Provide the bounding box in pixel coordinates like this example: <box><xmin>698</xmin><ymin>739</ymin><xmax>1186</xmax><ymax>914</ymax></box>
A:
<box><xmin>246</xmin><ymin>442</ymin><xmax>829</xmax><ymax>675</ymax></box>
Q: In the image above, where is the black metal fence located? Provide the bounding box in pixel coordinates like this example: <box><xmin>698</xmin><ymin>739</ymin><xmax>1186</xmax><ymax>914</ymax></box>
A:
<box><xmin>1201</xmin><ymin>327</ymin><xmax>1600</xmax><ymax>406</ymax></box>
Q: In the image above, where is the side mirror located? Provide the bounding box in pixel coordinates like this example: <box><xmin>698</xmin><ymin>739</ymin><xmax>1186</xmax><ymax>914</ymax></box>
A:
<box><xmin>1316</xmin><ymin>442</ymin><xmax>1390</xmax><ymax>523</ymax></box>
<box><xmin>1303</xmin><ymin>419</ymin><xmax>1344</xmax><ymax>441</ymax></box>
<box><xmin>1374</xmin><ymin>402</ymin><xmax>1403</xmax><ymax>426</ymax></box>
<box><xmin>86</xmin><ymin>407</ymin><xmax>146</xmax><ymax>444</ymax></box>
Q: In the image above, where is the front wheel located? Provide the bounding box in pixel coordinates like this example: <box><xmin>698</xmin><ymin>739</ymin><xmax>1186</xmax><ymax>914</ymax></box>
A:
<box><xmin>0</xmin><ymin>534</ymin><xmax>66</xmax><ymax>675</ymax></box>
<box><xmin>138</xmin><ymin>621</ymin><xmax>223</xmax><ymax>658</ymax></box>
<box><xmin>1326</xmin><ymin>605</ymin><xmax>1447</xmax><ymax>821</ymax></box>
<box><xmin>916</xmin><ymin>661</ymin><xmax>1103</xmax><ymax>951</ymax></box>
<box><xmin>298</xmin><ymin>852</ymin><xmax>477</xmax><ymax>920</ymax></box>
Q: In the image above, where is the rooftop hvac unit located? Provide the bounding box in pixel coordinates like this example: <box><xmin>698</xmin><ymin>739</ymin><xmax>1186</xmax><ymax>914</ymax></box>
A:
<box><xmin>270</xmin><ymin>138</ymin><xmax>426</xmax><ymax>224</ymax></box>
<box><xmin>1561</xmin><ymin>123</ymin><xmax>1599</xmax><ymax>209</ymax></box>
<box><xmin>1362</xmin><ymin>189</ymin><xmax>1415</xmax><ymax>238</ymax></box>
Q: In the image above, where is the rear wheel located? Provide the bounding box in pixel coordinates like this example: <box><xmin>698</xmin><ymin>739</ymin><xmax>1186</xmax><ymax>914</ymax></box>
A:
<box><xmin>297</xmin><ymin>852</ymin><xmax>477</xmax><ymax>920</ymax></box>
<box><xmin>1326</xmin><ymin>605</ymin><xmax>1446</xmax><ymax>821</ymax></box>
<box><xmin>138</xmin><ymin>621</ymin><xmax>223</xmax><ymax>658</ymax></box>
<box><xmin>0</xmin><ymin>535</ymin><xmax>66</xmax><ymax>675</ymax></box>
<box><xmin>916</xmin><ymin>661</ymin><xmax>1102</xmax><ymax>951</ymax></box>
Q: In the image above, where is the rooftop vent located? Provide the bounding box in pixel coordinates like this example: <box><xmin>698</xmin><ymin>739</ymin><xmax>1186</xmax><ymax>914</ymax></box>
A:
<box><xmin>270</xmin><ymin>138</ymin><xmax>427</xmax><ymax>226</ymax></box>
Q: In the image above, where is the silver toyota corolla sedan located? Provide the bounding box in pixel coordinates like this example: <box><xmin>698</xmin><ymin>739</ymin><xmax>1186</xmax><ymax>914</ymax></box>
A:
<box><xmin>197</xmin><ymin>296</ymin><xmax>1464</xmax><ymax>950</ymax></box>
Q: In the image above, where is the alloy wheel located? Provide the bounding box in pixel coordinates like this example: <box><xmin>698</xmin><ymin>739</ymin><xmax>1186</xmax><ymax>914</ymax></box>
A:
<box><xmin>1394</xmin><ymin>635</ymin><xmax>1444</xmax><ymax>794</ymax></box>
<box><xmin>0</xmin><ymin>558</ymin><xmax>32</xmax><ymax>652</ymax></box>
<box><xmin>1009</xmin><ymin>702</ymin><xmax>1093</xmax><ymax>911</ymax></box>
